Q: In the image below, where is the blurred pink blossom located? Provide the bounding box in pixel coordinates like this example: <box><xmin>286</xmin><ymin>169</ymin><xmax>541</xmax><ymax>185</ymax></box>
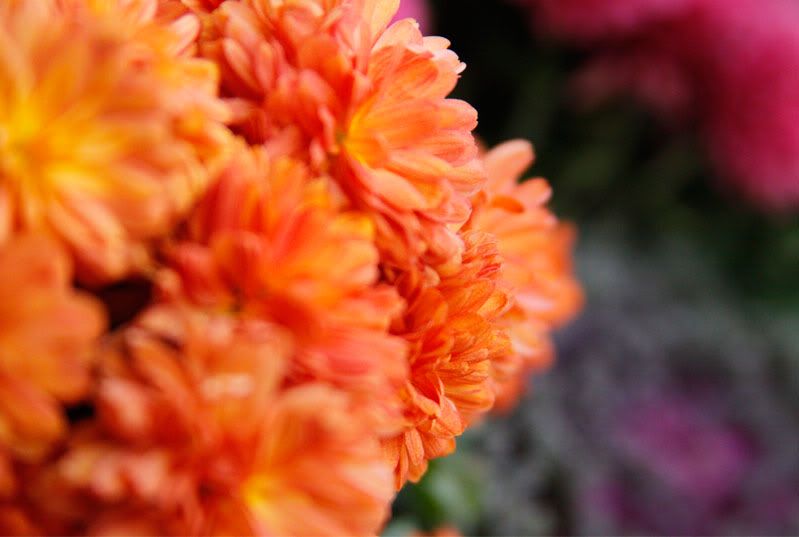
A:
<box><xmin>393</xmin><ymin>0</ymin><xmax>432</xmax><ymax>33</ymax></box>
<box><xmin>524</xmin><ymin>0</ymin><xmax>799</xmax><ymax>210</ymax></box>
<box><xmin>582</xmin><ymin>392</ymin><xmax>788</xmax><ymax>535</ymax></box>
<box><xmin>527</xmin><ymin>0</ymin><xmax>696</xmax><ymax>41</ymax></box>
<box><xmin>699</xmin><ymin>0</ymin><xmax>799</xmax><ymax>208</ymax></box>
<box><xmin>617</xmin><ymin>395</ymin><xmax>754</xmax><ymax>504</ymax></box>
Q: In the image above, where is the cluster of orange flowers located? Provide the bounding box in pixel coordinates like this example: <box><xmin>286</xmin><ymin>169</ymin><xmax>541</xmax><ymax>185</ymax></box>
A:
<box><xmin>0</xmin><ymin>0</ymin><xmax>581</xmax><ymax>534</ymax></box>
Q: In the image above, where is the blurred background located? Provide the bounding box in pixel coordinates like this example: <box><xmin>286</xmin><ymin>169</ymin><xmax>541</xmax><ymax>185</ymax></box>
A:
<box><xmin>387</xmin><ymin>0</ymin><xmax>799</xmax><ymax>535</ymax></box>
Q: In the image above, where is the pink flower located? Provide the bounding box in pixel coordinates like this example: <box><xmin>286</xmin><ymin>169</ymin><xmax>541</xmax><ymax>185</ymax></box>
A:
<box><xmin>525</xmin><ymin>0</ymin><xmax>799</xmax><ymax>210</ymax></box>
<box><xmin>698</xmin><ymin>0</ymin><xmax>799</xmax><ymax>209</ymax></box>
<box><xmin>392</xmin><ymin>0</ymin><xmax>432</xmax><ymax>33</ymax></box>
<box><xmin>526</xmin><ymin>0</ymin><xmax>696</xmax><ymax>41</ymax></box>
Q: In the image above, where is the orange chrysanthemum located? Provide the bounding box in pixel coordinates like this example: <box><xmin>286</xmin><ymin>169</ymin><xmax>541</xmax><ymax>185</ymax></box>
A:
<box><xmin>0</xmin><ymin>234</ymin><xmax>104</xmax><ymax>495</ymax></box>
<box><xmin>467</xmin><ymin>140</ymin><xmax>583</xmax><ymax>409</ymax></box>
<box><xmin>338</xmin><ymin>17</ymin><xmax>484</xmax><ymax>267</ymax></box>
<box><xmin>0</xmin><ymin>0</ymin><xmax>583</xmax><ymax>532</ymax></box>
<box><xmin>197</xmin><ymin>0</ymin><xmax>483</xmax><ymax>267</ymax></box>
<box><xmin>0</xmin><ymin>0</ymin><xmax>230</xmax><ymax>282</ymax></box>
<box><xmin>13</xmin><ymin>306</ymin><xmax>393</xmax><ymax>536</ymax></box>
<box><xmin>165</xmin><ymin>146</ymin><xmax>408</xmax><ymax>431</ymax></box>
<box><xmin>383</xmin><ymin>230</ymin><xmax>510</xmax><ymax>488</ymax></box>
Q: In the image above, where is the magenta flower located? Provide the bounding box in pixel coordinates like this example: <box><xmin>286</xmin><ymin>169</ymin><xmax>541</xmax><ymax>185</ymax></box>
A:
<box><xmin>527</xmin><ymin>0</ymin><xmax>696</xmax><ymax>41</ymax></box>
<box><xmin>393</xmin><ymin>0</ymin><xmax>432</xmax><ymax>33</ymax></box>
<box><xmin>524</xmin><ymin>0</ymin><xmax>799</xmax><ymax>210</ymax></box>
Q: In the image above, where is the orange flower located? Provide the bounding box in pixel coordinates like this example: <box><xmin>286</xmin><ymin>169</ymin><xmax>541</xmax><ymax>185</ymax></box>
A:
<box><xmin>18</xmin><ymin>306</ymin><xmax>393</xmax><ymax>536</ymax></box>
<box><xmin>383</xmin><ymin>231</ymin><xmax>510</xmax><ymax>488</ymax></box>
<box><xmin>0</xmin><ymin>0</ymin><xmax>230</xmax><ymax>282</ymax></box>
<box><xmin>165</xmin><ymin>147</ymin><xmax>408</xmax><ymax>432</ymax></box>
<box><xmin>0</xmin><ymin>0</ymin><xmax>587</xmax><ymax>532</ymax></box>
<box><xmin>197</xmin><ymin>0</ymin><xmax>483</xmax><ymax>267</ymax></box>
<box><xmin>0</xmin><ymin>234</ymin><xmax>104</xmax><ymax>494</ymax></box>
<box><xmin>467</xmin><ymin>140</ymin><xmax>583</xmax><ymax>409</ymax></box>
<box><xmin>341</xmin><ymin>18</ymin><xmax>484</xmax><ymax>267</ymax></box>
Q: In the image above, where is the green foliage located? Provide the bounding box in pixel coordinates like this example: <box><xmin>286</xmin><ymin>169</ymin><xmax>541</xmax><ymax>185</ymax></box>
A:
<box><xmin>389</xmin><ymin>435</ymin><xmax>487</xmax><ymax>535</ymax></box>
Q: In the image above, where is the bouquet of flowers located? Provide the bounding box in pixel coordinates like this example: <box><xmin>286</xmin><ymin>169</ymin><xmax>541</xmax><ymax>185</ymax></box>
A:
<box><xmin>0</xmin><ymin>0</ymin><xmax>580</xmax><ymax>534</ymax></box>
